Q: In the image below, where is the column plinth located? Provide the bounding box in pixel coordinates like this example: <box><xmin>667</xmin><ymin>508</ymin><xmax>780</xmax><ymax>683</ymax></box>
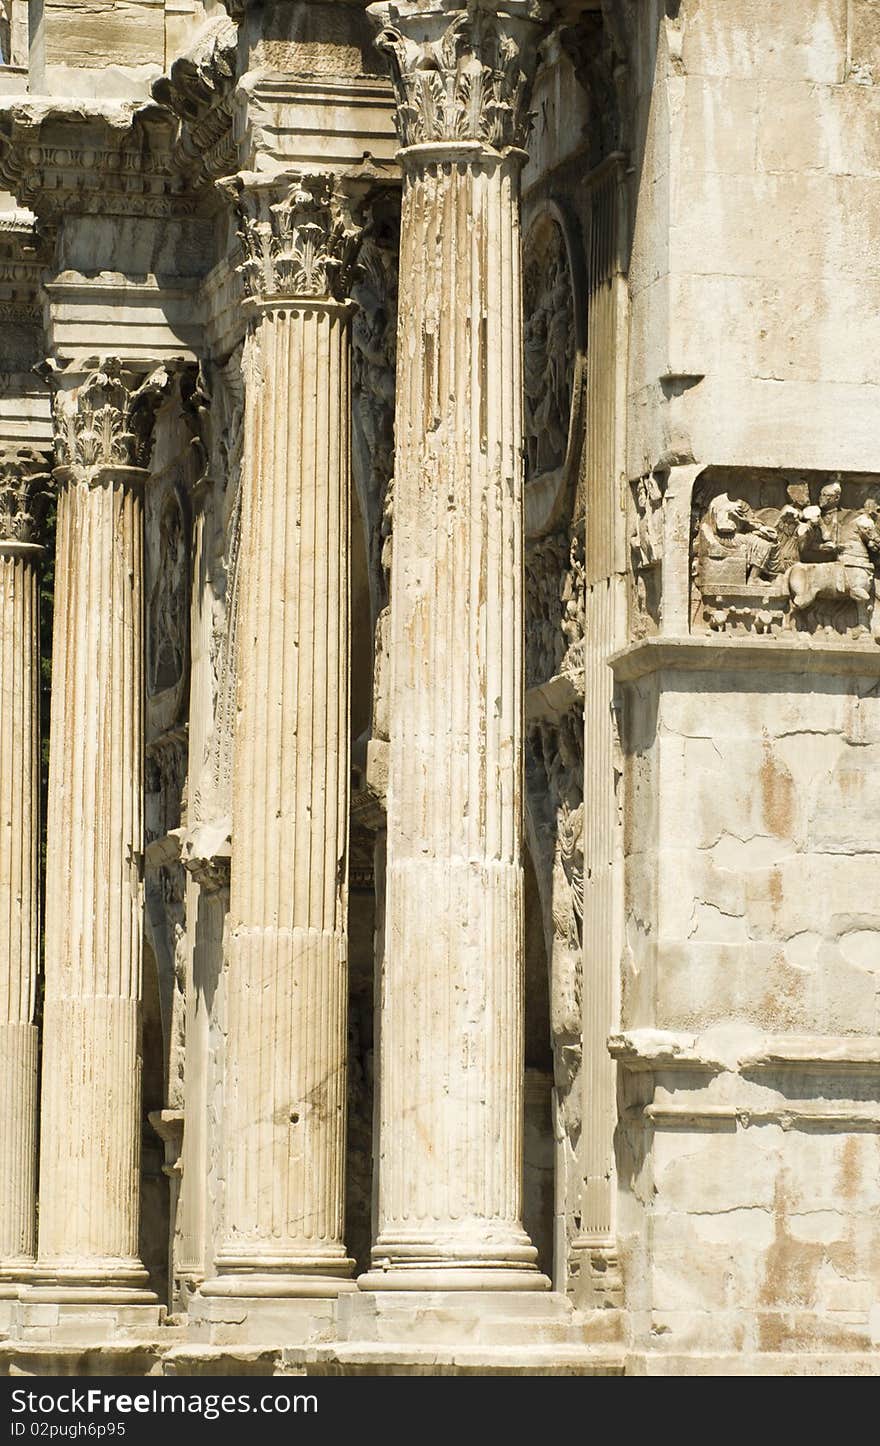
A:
<box><xmin>33</xmin><ymin>363</ymin><xmax>167</xmax><ymax>1303</ymax></box>
<box><xmin>362</xmin><ymin>2</ymin><xmax>551</xmax><ymax>1293</ymax></box>
<box><xmin>0</xmin><ymin>453</ymin><xmax>50</xmax><ymax>1288</ymax></box>
<box><xmin>203</xmin><ymin>177</ymin><xmax>359</xmax><ymax>1301</ymax></box>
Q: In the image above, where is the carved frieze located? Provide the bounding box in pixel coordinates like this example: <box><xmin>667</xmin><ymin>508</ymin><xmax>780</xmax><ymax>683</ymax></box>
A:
<box><xmin>370</xmin><ymin>4</ymin><xmax>548</xmax><ymax>151</ymax></box>
<box><xmin>691</xmin><ymin>469</ymin><xmax>880</xmax><ymax>639</ymax></box>
<box><xmin>0</xmin><ymin>447</ymin><xmax>52</xmax><ymax>545</ymax></box>
<box><xmin>231</xmin><ymin>174</ymin><xmax>361</xmax><ymax>304</ymax></box>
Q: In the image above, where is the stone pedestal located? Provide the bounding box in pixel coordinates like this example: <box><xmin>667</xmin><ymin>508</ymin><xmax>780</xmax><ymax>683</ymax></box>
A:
<box><xmin>0</xmin><ymin>450</ymin><xmax>49</xmax><ymax>1287</ymax></box>
<box><xmin>202</xmin><ymin>175</ymin><xmax>360</xmax><ymax>1304</ymax></box>
<box><xmin>33</xmin><ymin>362</ymin><xmax>164</xmax><ymax>1303</ymax></box>
<box><xmin>362</xmin><ymin>1</ymin><xmax>551</xmax><ymax>1291</ymax></box>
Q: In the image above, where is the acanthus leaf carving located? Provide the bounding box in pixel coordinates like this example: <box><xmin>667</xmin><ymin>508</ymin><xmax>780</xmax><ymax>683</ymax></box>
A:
<box><xmin>229</xmin><ymin>174</ymin><xmax>362</xmax><ymax>304</ymax></box>
<box><xmin>0</xmin><ymin>446</ymin><xmax>53</xmax><ymax>544</ymax></box>
<box><xmin>49</xmin><ymin>358</ymin><xmax>174</xmax><ymax>476</ymax></box>
<box><xmin>370</xmin><ymin>6</ymin><xmax>546</xmax><ymax>151</ymax></box>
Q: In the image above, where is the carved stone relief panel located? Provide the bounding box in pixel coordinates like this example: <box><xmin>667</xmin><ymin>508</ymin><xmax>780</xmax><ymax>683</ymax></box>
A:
<box><xmin>524</xmin><ymin>705</ymin><xmax>585</xmax><ymax>1273</ymax></box>
<box><xmin>629</xmin><ymin>470</ymin><xmax>666</xmax><ymax>634</ymax></box>
<box><xmin>523</xmin><ymin>209</ymin><xmax>577</xmax><ymax>485</ymax></box>
<box><xmin>147</xmin><ymin>480</ymin><xmax>190</xmax><ymax>736</ymax></box>
<box><xmin>351</xmin><ymin>193</ymin><xmax>399</xmax><ymax>616</ymax></box>
<box><xmin>525</xmin><ymin>528</ymin><xmax>585</xmax><ymax>691</ymax></box>
<box><xmin>691</xmin><ymin>468</ymin><xmax>880</xmax><ymax>639</ymax></box>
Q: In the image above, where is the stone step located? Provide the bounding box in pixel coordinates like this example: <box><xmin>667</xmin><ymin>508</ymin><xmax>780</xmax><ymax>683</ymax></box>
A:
<box><xmin>281</xmin><ymin>1343</ymin><xmax>626</xmax><ymax>1377</ymax></box>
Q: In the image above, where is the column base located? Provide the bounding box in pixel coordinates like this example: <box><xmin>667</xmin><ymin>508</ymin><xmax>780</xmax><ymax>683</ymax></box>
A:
<box><xmin>26</xmin><ymin>1260</ymin><xmax>157</xmax><ymax>1305</ymax></box>
<box><xmin>359</xmin><ymin>1266</ymin><xmax>551</xmax><ymax>1292</ymax></box>
<box><xmin>203</xmin><ymin>1251</ymin><xmax>357</xmax><ymax>1300</ymax></box>
<box><xmin>0</xmin><ymin>1258</ymin><xmax>36</xmax><ymax>1286</ymax></box>
<box><xmin>365</xmin><ymin>1229</ymin><xmax>547</xmax><ymax>1292</ymax></box>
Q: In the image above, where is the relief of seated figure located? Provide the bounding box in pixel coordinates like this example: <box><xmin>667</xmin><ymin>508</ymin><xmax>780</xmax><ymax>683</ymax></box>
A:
<box><xmin>697</xmin><ymin>490</ymin><xmax>779</xmax><ymax>584</ymax></box>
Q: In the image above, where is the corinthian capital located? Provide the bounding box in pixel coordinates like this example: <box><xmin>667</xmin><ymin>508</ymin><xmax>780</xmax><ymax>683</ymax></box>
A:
<box><xmin>367</xmin><ymin>2</ymin><xmax>551</xmax><ymax>151</ymax></box>
<box><xmin>228</xmin><ymin>173</ymin><xmax>362</xmax><ymax>305</ymax></box>
<box><xmin>0</xmin><ymin>448</ymin><xmax>52</xmax><ymax>546</ymax></box>
<box><xmin>48</xmin><ymin>359</ymin><xmax>174</xmax><ymax>478</ymax></box>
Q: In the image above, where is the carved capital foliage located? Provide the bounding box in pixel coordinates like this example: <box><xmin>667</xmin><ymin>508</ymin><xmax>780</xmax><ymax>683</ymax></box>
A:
<box><xmin>0</xmin><ymin>447</ymin><xmax>52</xmax><ymax>545</ymax></box>
<box><xmin>368</xmin><ymin>3</ymin><xmax>549</xmax><ymax>151</ymax></box>
<box><xmin>49</xmin><ymin>358</ymin><xmax>174</xmax><ymax>476</ymax></box>
<box><xmin>229</xmin><ymin>174</ymin><xmax>362</xmax><ymax>303</ymax></box>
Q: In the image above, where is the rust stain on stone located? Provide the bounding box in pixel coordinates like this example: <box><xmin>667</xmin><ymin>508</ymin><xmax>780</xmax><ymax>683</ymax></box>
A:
<box><xmin>760</xmin><ymin>733</ymin><xmax>795</xmax><ymax>839</ymax></box>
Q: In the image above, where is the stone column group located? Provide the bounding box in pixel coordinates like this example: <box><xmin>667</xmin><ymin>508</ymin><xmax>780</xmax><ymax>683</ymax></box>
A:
<box><xmin>0</xmin><ymin>0</ymin><xmax>557</xmax><ymax>1306</ymax></box>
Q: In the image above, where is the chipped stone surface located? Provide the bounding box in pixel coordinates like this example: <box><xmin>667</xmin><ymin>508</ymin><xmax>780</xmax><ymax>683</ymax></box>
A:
<box><xmin>0</xmin><ymin>0</ymin><xmax>877</xmax><ymax>1379</ymax></box>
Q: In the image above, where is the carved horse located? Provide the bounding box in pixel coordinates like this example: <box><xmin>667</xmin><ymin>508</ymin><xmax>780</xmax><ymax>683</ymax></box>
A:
<box><xmin>786</xmin><ymin>560</ymin><xmax>874</xmax><ymax>633</ymax></box>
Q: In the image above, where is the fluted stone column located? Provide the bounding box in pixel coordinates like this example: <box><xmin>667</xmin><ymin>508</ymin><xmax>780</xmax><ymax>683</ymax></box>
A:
<box><xmin>363</xmin><ymin>1</ymin><xmax>550</xmax><ymax>1290</ymax></box>
<box><xmin>34</xmin><ymin>362</ymin><xmax>165</xmax><ymax>1300</ymax></box>
<box><xmin>0</xmin><ymin>451</ymin><xmax>49</xmax><ymax>1284</ymax></box>
<box><xmin>203</xmin><ymin>175</ymin><xmax>359</xmax><ymax>1298</ymax></box>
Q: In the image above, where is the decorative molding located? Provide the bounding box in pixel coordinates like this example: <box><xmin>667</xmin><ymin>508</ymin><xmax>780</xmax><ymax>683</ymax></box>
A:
<box><xmin>151</xmin><ymin>15</ymin><xmax>240</xmax><ymax>189</ymax></box>
<box><xmin>0</xmin><ymin>104</ymin><xmax>197</xmax><ymax>220</ymax></box>
<box><xmin>0</xmin><ymin>446</ymin><xmax>52</xmax><ymax>544</ymax></box>
<box><xmin>48</xmin><ymin>358</ymin><xmax>174</xmax><ymax>477</ymax></box>
<box><xmin>369</xmin><ymin>3</ymin><xmax>549</xmax><ymax>151</ymax></box>
<box><xmin>228</xmin><ymin>173</ymin><xmax>362</xmax><ymax>304</ymax></box>
<box><xmin>611</xmin><ymin>1029</ymin><xmax>880</xmax><ymax>1076</ymax></box>
<box><xmin>609</xmin><ymin>635</ymin><xmax>880</xmax><ymax>683</ymax></box>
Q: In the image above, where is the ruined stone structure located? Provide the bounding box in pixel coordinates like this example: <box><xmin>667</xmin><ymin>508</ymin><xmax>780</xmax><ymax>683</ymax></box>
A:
<box><xmin>0</xmin><ymin>0</ymin><xmax>878</xmax><ymax>1378</ymax></box>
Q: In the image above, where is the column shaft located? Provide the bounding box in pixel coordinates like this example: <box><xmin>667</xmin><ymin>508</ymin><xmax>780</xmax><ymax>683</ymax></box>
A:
<box><xmin>36</xmin><ymin>464</ymin><xmax>151</xmax><ymax>1294</ymax></box>
<box><xmin>0</xmin><ymin>528</ymin><xmax>42</xmax><ymax>1276</ymax></box>
<box><xmin>209</xmin><ymin>299</ymin><xmax>354</xmax><ymax>1293</ymax></box>
<box><xmin>369</xmin><ymin>146</ymin><xmax>541</xmax><ymax>1286</ymax></box>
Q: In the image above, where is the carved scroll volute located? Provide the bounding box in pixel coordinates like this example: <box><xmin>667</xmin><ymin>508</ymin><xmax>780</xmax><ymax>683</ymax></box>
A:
<box><xmin>225</xmin><ymin>172</ymin><xmax>362</xmax><ymax>306</ymax></box>
<box><xmin>367</xmin><ymin>2</ymin><xmax>551</xmax><ymax>153</ymax></box>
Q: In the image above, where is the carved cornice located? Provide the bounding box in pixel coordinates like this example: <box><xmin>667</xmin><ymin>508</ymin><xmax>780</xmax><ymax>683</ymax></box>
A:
<box><xmin>225</xmin><ymin>173</ymin><xmax>362</xmax><ymax>304</ymax></box>
<box><xmin>0</xmin><ymin>103</ymin><xmax>198</xmax><ymax>221</ymax></box>
<box><xmin>367</xmin><ymin>2</ymin><xmax>551</xmax><ymax>152</ymax></box>
<box><xmin>47</xmin><ymin>358</ymin><xmax>174</xmax><ymax>478</ymax></box>
<box><xmin>151</xmin><ymin>16</ymin><xmax>240</xmax><ymax>189</ymax></box>
<box><xmin>0</xmin><ymin>447</ymin><xmax>52</xmax><ymax>545</ymax></box>
<box><xmin>0</xmin><ymin>207</ymin><xmax>51</xmax><ymax>326</ymax></box>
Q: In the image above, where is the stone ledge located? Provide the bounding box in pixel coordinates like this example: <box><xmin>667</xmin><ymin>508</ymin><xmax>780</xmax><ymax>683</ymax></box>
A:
<box><xmin>280</xmin><ymin>1344</ymin><xmax>626</xmax><ymax>1377</ymax></box>
<box><xmin>611</xmin><ymin>1028</ymin><xmax>880</xmax><ymax>1075</ymax></box>
<box><xmin>609</xmin><ymin>635</ymin><xmax>880</xmax><ymax>682</ymax></box>
<box><xmin>626</xmin><ymin>1352</ymin><xmax>880</xmax><ymax>1377</ymax></box>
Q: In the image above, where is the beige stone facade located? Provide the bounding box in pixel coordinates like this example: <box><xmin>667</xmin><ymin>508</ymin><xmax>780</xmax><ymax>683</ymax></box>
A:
<box><xmin>0</xmin><ymin>0</ymin><xmax>878</xmax><ymax>1377</ymax></box>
